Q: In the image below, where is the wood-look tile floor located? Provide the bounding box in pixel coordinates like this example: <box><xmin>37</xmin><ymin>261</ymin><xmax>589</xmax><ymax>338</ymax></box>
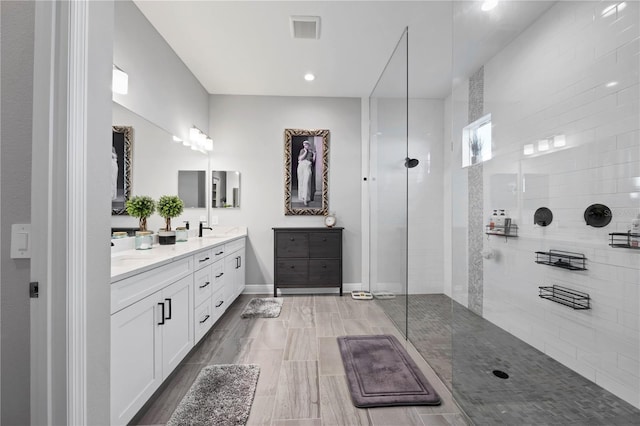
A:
<box><xmin>130</xmin><ymin>294</ymin><xmax>469</xmax><ymax>426</ymax></box>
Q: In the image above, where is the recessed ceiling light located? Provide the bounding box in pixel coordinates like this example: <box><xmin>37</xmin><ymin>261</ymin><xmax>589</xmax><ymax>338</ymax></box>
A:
<box><xmin>481</xmin><ymin>0</ymin><xmax>498</xmax><ymax>12</ymax></box>
<box><xmin>304</xmin><ymin>73</ymin><xmax>315</xmax><ymax>82</ymax></box>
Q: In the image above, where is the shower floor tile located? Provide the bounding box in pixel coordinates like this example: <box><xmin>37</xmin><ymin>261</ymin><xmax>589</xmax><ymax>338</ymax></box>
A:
<box><xmin>379</xmin><ymin>294</ymin><xmax>640</xmax><ymax>425</ymax></box>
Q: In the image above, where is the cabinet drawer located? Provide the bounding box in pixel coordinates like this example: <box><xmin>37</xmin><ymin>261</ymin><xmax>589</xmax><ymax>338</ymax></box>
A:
<box><xmin>225</xmin><ymin>238</ymin><xmax>245</xmax><ymax>254</ymax></box>
<box><xmin>212</xmin><ymin>244</ymin><xmax>226</xmax><ymax>262</ymax></box>
<box><xmin>276</xmin><ymin>259</ymin><xmax>308</xmax><ymax>284</ymax></box>
<box><xmin>276</xmin><ymin>233</ymin><xmax>309</xmax><ymax>258</ymax></box>
<box><xmin>211</xmin><ymin>259</ymin><xmax>225</xmax><ymax>293</ymax></box>
<box><xmin>194</xmin><ymin>298</ymin><xmax>214</xmax><ymax>343</ymax></box>
<box><xmin>211</xmin><ymin>288</ymin><xmax>226</xmax><ymax>321</ymax></box>
<box><xmin>194</xmin><ymin>267</ymin><xmax>213</xmax><ymax>308</ymax></box>
<box><xmin>194</xmin><ymin>248</ymin><xmax>214</xmax><ymax>270</ymax></box>
<box><xmin>308</xmin><ymin>259</ymin><xmax>341</xmax><ymax>285</ymax></box>
<box><xmin>309</xmin><ymin>232</ymin><xmax>341</xmax><ymax>258</ymax></box>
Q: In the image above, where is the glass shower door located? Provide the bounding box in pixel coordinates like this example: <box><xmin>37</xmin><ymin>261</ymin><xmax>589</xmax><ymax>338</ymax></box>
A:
<box><xmin>369</xmin><ymin>29</ymin><xmax>409</xmax><ymax>337</ymax></box>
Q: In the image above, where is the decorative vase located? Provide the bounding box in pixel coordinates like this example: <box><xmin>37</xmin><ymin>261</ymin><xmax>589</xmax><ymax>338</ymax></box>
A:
<box><xmin>135</xmin><ymin>231</ymin><xmax>153</xmax><ymax>250</ymax></box>
<box><xmin>158</xmin><ymin>229</ymin><xmax>176</xmax><ymax>245</ymax></box>
<box><xmin>175</xmin><ymin>227</ymin><xmax>188</xmax><ymax>242</ymax></box>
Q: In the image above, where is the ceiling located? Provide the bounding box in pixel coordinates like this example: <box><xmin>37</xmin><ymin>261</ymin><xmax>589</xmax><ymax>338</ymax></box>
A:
<box><xmin>134</xmin><ymin>1</ymin><xmax>555</xmax><ymax>99</ymax></box>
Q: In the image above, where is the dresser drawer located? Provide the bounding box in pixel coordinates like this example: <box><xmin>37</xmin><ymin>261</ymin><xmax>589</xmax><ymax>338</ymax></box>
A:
<box><xmin>308</xmin><ymin>259</ymin><xmax>341</xmax><ymax>285</ymax></box>
<box><xmin>276</xmin><ymin>259</ymin><xmax>308</xmax><ymax>284</ymax></box>
<box><xmin>276</xmin><ymin>233</ymin><xmax>309</xmax><ymax>258</ymax></box>
<box><xmin>194</xmin><ymin>266</ymin><xmax>214</xmax><ymax>307</ymax></box>
<box><xmin>309</xmin><ymin>232</ymin><xmax>341</xmax><ymax>258</ymax></box>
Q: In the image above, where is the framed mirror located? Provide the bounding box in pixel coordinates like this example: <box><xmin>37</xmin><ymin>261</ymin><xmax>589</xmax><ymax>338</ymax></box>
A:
<box><xmin>112</xmin><ymin>125</ymin><xmax>133</xmax><ymax>215</ymax></box>
<box><xmin>284</xmin><ymin>128</ymin><xmax>329</xmax><ymax>215</ymax></box>
<box><xmin>212</xmin><ymin>171</ymin><xmax>240</xmax><ymax>208</ymax></box>
<box><xmin>178</xmin><ymin>170</ymin><xmax>206</xmax><ymax>208</ymax></box>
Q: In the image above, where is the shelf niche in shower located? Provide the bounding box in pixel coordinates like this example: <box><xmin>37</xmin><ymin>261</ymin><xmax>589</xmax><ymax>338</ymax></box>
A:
<box><xmin>539</xmin><ymin>285</ymin><xmax>590</xmax><ymax>310</ymax></box>
<box><xmin>534</xmin><ymin>250</ymin><xmax>587</xmax><ymax>271</ymax></box>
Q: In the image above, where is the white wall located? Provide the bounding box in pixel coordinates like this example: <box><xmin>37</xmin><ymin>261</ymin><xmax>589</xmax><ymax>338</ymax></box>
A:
<box><xmin>0</xmin><ymin>2</ymin><xmax>34</xmax><ymax>423</ymax></box>
<box><xmin>208</xmin><ymin>95</ymin><xmax>362</xmax><ymax>289</ymax></box>
<box><xmin>451</xmin><ymin>1</ymin><xmax>639</xmax><ymax>407</ymax></box>
<box><xmin>113</xmin><ymin>0</ymin><xmax>209</xmax><ymax>142</ymax></box>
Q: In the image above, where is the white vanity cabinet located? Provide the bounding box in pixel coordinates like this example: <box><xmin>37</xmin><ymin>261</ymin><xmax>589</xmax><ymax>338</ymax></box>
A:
<box><xmin>110</xmin><ymin>233</ymin><xmax>247</xmax><ymax>426</ymax></box>
<box><xmin>110</xmin><ymin>258</ymin><xmax>194</xmax><ymax>426</ymax></box>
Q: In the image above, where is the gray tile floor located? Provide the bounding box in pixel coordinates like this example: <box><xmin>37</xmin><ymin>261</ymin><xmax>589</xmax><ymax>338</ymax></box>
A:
<box><xmin>380</xmin><ymin>294</ymin><xmax>640</xmax><ymax>426</ymax></box>
<box><xmin>131</xmin><ymin>294</ymin><xmax>468</xmax><ymax>426</ymax></box>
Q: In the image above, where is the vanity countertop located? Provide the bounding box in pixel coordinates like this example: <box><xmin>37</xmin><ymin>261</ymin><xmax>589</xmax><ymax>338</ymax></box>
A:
<box><xmin>111</xmin><ymin>226</ymin><xmax>247</xmax><ymax>283</ymax></box>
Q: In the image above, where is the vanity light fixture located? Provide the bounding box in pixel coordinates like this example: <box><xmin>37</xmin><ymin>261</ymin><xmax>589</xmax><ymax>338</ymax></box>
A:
<box><xmin>538</xmin><ymin>139</ymin><xmax>550</xmax><ymax>152</ymax></box>
<box><xmin>189</xmin><ymin>126</ymin><xmax>212</xmax><ymax>154</ymax></box>
<box><xmin>112</xmin><ymin>65</ymin><xmax>128</xmax><ymax>95</ymax></box>
<box><xmin>304</xmin><ymin>73</ymin><xmax>315</xmax><ymax>81</ymax></box>
<box><xmin>553</xmin><ymin>134</ymin><xmax>566</xmax><ymax>148</ymax></box>
<box><xmin>172</xmin><ymin>136</ymin><xmax>183</xmax><ymax>143</ymax></box>
<box><xmin>523</xmin><ymin>144</ymin><xmax>535</xmax><ymax>155</ymax></box>
<box><xmin>481</xmin><ymin>0</ymin><xmax>498</xmax><ymax>12</ymax></box>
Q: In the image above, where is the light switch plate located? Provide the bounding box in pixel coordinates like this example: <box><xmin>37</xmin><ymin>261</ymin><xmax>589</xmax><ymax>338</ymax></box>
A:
<box><xmin>11</xmin><ymin>224</ymin><xmax>31</xmax><ymax>259</ymax></box>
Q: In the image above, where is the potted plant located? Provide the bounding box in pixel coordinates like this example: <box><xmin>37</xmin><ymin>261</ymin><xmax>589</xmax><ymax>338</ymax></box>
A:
<box><xmin>125</xmin><ymin>195</ymin><xmax>156</xmax><ymax>232</ymax></box>
<box><xmin>156</xmin><ymin>195</ymin><xmax>184</xmax><ymax>245</ymax></box>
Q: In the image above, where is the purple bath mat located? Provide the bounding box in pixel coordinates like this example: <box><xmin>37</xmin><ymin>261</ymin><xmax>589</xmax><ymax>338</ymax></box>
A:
<box><xmin>337</xmin><ymin>334</ymin><xmax>441</xmax><ymax>408</ymax></box>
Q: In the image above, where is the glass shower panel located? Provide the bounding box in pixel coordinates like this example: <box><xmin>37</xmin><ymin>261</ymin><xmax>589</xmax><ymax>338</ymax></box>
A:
<box><xmin>450</xmin><ymin>1</ymin><xmax>640</xmax><ymax>424</ymax></box>
<box><xmin>369</xmin><ymin>29</ymin><xmax>408</xmax><ymax>337</ymax></box>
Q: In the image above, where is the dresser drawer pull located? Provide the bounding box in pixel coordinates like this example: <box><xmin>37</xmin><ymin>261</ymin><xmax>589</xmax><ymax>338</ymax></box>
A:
<box><xmin>199</xmin><ymin>257</ymin><xmax>210</xmax><ymax>263</ymax></box>
<box><xmin>215</xmin><ymin>251</ymin><xmax>224</xmax><ymax>256</ymax></box>
<box><xmin>215</xmin><ymin>300</ymin><xmax>224</xmax><ymax>308</ymax></box>
<box><xmin>215</xmin><ymin>272</ymin><xmax>224</xmax><ymax>278</ymax></box>
<box><xmin>322</xmin><ymin>264</ymin><xmax>327</xmax><ymax>268</ymax></box>
<box><xmin>199</xmin><ymin>314</ymin><xmax>210</xmax><ymax>324</ymax></box>
<box><xmin>290</xmin><ymin>265</ymin><xmax>295</xmax><ymax>269</ymax></box>
<box><xmin>289</xmin><ymin>237</ymin><xmax>295</xmax><ymax>241</ymax></box>
<box><xmin>199</xmin><ymin>281</ymin><xmax>211</xmax><ymax>289</ymax></box>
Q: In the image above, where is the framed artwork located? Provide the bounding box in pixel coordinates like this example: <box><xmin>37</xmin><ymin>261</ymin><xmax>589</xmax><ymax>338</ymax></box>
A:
<box><xmin>284</xmin><ymin>128</ymin><xmax>329</xmax><ymax>215</ymax></box>
<box><xmin>111</xmin><ymin>125</ymin><xmax>133</xmax><ymax>215</ymax></box>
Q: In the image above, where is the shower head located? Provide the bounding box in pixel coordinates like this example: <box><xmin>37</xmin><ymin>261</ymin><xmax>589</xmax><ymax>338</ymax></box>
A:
<box><xmin>404</xmin><ymin>157</ymin><xmax>419</xmax><ymax>168</ymax></box>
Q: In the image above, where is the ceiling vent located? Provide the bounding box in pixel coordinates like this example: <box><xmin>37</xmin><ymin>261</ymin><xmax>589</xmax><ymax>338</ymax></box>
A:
<box><xmin>290</xmin><ymin>16</ymin><xmax>321</xmax><ymax>39</ymax></box>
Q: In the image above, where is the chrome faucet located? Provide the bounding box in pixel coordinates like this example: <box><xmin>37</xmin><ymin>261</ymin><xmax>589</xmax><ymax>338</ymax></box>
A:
<box><xmin>199</xmin><ymin>221</ymin><xmax>212</xmax><ymax>237</ymax></box>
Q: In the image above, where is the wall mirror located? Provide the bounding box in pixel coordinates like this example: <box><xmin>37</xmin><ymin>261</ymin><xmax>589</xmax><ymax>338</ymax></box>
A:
<box><xmin>112</xmin><ymin>125</ymin><xmax>133</xmax><ymax>215</ymax></box>
<box><xmin>284</xmin><ymin>128</ymin><xmax>329</xmax><ymax>215</ymax></box>
<box><xmin>212</xmin><ymin>171</ymin><xmax>240</xmax><ymax>208</ymax></box>
<box><xmin>178</xmin><ymin>170</ymin><xmax>207</xmax><ymax>208</ymax></box>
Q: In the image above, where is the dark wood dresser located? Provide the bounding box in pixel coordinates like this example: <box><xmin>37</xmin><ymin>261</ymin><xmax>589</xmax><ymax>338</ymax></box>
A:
<box><xmin>273</xmin><ymin>227</ymin><xmax>343</xmax><ymax>296</ymax></box>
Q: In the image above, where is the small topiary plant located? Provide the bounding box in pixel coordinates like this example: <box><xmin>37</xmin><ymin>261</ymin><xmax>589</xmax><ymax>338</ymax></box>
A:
<box><xmin>125</xmin><ymin>195</ymin><xmax>156</xmax><ymax>232</ymax></box>
<box><xmin>157</xmin><ymin>195</ymin><xmax>184</xmax><ymax>232</ymax></box>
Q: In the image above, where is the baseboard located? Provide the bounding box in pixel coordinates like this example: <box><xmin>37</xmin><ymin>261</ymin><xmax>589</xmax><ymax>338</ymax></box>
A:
<box><xmin>243</xmin><ymin>283</ymin><xmax>362</xmax><ymax>296</ymax></box>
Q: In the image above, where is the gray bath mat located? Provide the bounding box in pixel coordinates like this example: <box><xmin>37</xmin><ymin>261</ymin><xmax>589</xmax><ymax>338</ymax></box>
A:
<box><xmin>167</xmin><ymin>364</ymin><xmax>260</xmax><ymax>426</ymax></box>
<box><xmin>338</xmin><ymin>334</ymin><xmax>440</xmax><ymax>408</ymax></box>
<box><xmin>241</xmin><ymin>297</ymin><xmax>283</xmax><ymax>318</ymax></box>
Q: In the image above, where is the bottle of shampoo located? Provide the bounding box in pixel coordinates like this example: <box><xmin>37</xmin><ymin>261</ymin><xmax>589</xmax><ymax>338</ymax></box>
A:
<box><xmin>489</xmin><ymin>210</ymin><xmax>497</xmax><ymax>230</ymax></box>
<box><xmin>496</xmin><ymin>210</ymin><xmax>505</xmax><ymax>233</ymax></box>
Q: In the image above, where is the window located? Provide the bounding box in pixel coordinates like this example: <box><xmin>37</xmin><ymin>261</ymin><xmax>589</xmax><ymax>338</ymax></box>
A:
<box><xmin>462</xmin><ymin>113</ymin><xmax>492</xmax><ymax>167</ymax></box>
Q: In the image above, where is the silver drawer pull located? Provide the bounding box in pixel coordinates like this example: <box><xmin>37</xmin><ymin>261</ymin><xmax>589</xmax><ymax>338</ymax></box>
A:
<box><xmin>199</xmin><ymin>281</ymin><xmax>210</xmax><ymax>289</ymax></box>
<box><xmin>199</xmin><ymin>257</ymin><xmax>210</xmax><ymax>263</ymax></box>
<box><xmin>215</xmin><ymin>300</ymin><xmax>224</xmax><ymax>308</ymax></box>
<box><xmin>199</xmin><ymin>314</ymin><xmax>210</xmax><ymax>324</ymax></box>
<box><xmin>215</xmin><ymin>272</ymin><xmax>224</xmax><ymax>278</ymax></box>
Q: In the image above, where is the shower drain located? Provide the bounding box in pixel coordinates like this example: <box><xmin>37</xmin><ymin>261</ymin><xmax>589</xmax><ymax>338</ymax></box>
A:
<box><xmin>492</xmin><ymin>370</ymin><xmax>509</xmax><ymax>379</ymax></box>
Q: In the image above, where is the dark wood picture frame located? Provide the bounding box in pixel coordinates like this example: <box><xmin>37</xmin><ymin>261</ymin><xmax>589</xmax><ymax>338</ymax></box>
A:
<box><xmin>284</xmin><ymin>128</ymin><xmax>329</xmax><ymax>215</ymax></box>
<box><xmin>112</xmin><ymin>125</ymin><xmax>133</xmax><ymax>215</ymax></box>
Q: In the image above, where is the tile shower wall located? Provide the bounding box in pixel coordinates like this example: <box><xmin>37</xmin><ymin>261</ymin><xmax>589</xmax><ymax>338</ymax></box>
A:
<box><xmin>475</xmin><ymin>1</ymin><xmax>639</xmax><ymax>407</ymax></box>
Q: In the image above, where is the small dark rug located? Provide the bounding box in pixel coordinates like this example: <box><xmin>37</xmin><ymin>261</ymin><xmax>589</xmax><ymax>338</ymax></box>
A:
<box><xmin>337</xmin><ymin>335</ymin><xmax>441</xmax><ymax>408</ymax></box>
<box><xmin>166</xmin><ymin>364</ymin><xmax>259</xmax><ymax>426</ymax></box>
<box><xmin>241</xmin><ymin>297</ymin><xmax>283</xmax><ymax>319</ymax></box>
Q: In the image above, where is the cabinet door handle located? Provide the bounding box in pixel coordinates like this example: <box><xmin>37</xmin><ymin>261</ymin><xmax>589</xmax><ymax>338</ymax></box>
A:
<box><xmin>199</xmin><ymin>314</ymin><xmax>210</xmax><ymax>324</ymax></box>
<box><xmin>215</xmin><ymin>272</ymin><xmax>224</xmax><ymax>278</ymax></box>
<box><xmin>158</xmin><ymin>303</ymin><xmax>165</xmax><ymax>325</ymax></box>
<box><xmin>199</xmin><ymin>257</ymin><xmax>210</xmax><ymax>263</ymax></box>
<box><xmin>215</xmin><ymin>300</ymin><xmax>224</xmax><ymax>308</ymax></box>
<box><xmin>199</xmin><ymin>281</ymin><xmax>210</xmax><ymax>289</ymax></box>
<box><xmin>216</xmin><ymin>251</ymin><xmax>224</xmax><ymax>256</ymax></box>
<box><xmin>165</xmin><ymin>298</ymin><xmax>172</xmax><ymax>320</ymax></box>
